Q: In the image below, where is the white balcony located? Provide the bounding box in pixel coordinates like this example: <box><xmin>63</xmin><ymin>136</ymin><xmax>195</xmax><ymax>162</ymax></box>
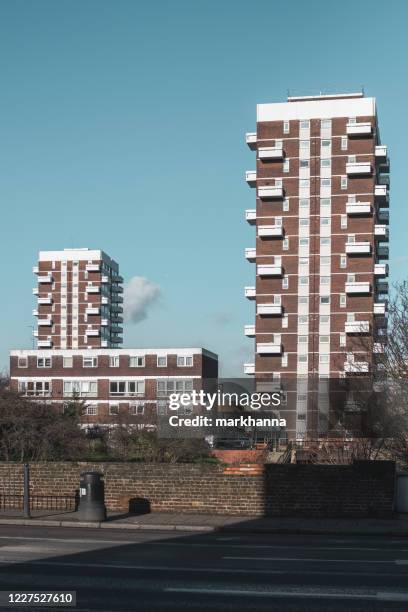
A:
<box><xmin>101</xmin><ymin>318</ymin><xmax>110</xmax><ymax>327</ymax></box>
<box><xmin>374</xmin><ymin>263</ymin><xmax>388</xmax><ymax>276</ymax></box>
<box><xmin>346</xmin><ymin>201</ymin><xmax>372</xmax><ymax>215</ymax></box>
<box><xmin>245</xmin><ymin>209</ymin><xmax>256</xmax><ymax>224</ymax></box>
<box><xmin>37</xmin><ymin>339</ymin><xmax>53</xmax><ymax>348</ymax></box>
<box><xmin>38</xmin><ymin>274</ymin><xmax>53</xmax><ymax>284</ymax></box>
<box><xmin>245</xmin><ymin>248</ymin><xmax>256</xmax><ymax>262</ymax></box>
<box><xmin>344</xmin><ymin>361</ymin><xmax>369</xmax><ymax>373</ymax></box>
<box><xmin>374</xmin><ymin>224</ymin><xmax>389</xmax><ymax>239</ymax></box>
<box><xmin>86</xmin><ymin>285</ymin><xmax>100</xmax><ymax>294</ymax></box>
<box><xmin>244</xmin><ymin>325</ymin><xmax>255</xmax><ymax>337</ymax></box>
<box><xmin>245</xmin><ymin>286</ymin><xmax>256</xmax><ymax>300</ymax></box>
<box><xmin>345</xmin><ymin>242</ymin><xmax>371</xmax><ymax>255</ymax></box>
<box><xmin>346</xmin><ymin>162</ymin><xmax>372</xmax><ymax>175</ymax></box>
<box><xmin>257</xmin><ymin>264</ymin><xmax>283</xmax><ymax>277</ymax></box>
<box><xmin>258</xmin><ymin>147</ymin><xmax>284</xmax><ymax>160</ymax></box>
<box><xmin>245</xmin><ymin>171</ymin><xmax>257</xmax><ymax>186</ymax></box>
<box><xmin>32</xmin><ymin>309</ymin><xmax>38</xmax><ymax>316</ymax></box>
<box><xmin>257</xmin><ymin>304</ymin><xmax>283</xmax><ymax>316</ymax></box>
<box><xmin>32</xmin><ymin>266</ymin><xmax>39</xmax><ymax>274</ymax></box>
<box><xmin>38</xmin><ymin>296</ymin><xmax>52</xmax><ymax>305</ymax></box>
<box><xmin>244</xmin><ymin>363</ymin><xmax>255</xmax><ymax>375</ymax></box>
<box><xmin>258</xmin><ymin>225</ymin><xmax>284</xmax><ymax>238</ymax></box>
<box><xmin>85</xmin><ymin>329</ymin><xmax>100</xmax><ymax>337</ymax></box>
<box><xmin>101</xmin><ymin>275</ymin><xmax>110</xmax><ymax>283</ymax></box>
<box><xmin>246</xmin><ymin>132</ymin><xmax>257</xmax><ymax>150</ymax></box>
<box><xmin>256</xmin><ymin>342</ymin><xmax>282</xmax><ymax>355</ymax></box>
<box><xmin>38</xmin><ymin>317</ymin><xmax>52</xmax><ymax>326</ymax></box>
<box><xmin>375</xmin><ymin>185</ymin><xmax>388</xmax><ymax>201</ymax></box>
<box><xmin>374</xmin><ymin>302</ymin><xmax>387</xmax><ymax>315</ymax></box>
<box><xmin>86</xmin><ymin>263</ymin><xmax>101</xmax><ymax>272</ymax></box>
<box><xmin>346</xmin><ymin>122</ymin><xmax>372</xmax><ymax>136</ymax></box>
<box><xmin>101</xmin><ymin>296</ymin><xmax>109</xmax><ymax>305</ymax></box>
<box><xmin>373</xmin><ymin>343</ymin><xmax>385</xmax><ymax>354</ymax></box>
<box><xmin>32</xmin><ymin>288</ymin><xmax>39</xmax><ymax>296</ymax></box>
<box><xmin>86</xmin><ymin>307</ymin><xmax>100</xmax><ymax>315</ymax></box>
<box><xmin>258</xmin><ymin>186</ymin><xmax>284</xmax><ymax>199</ymax></box>
<box><xmin>345</xmin><ymin>321</ymin><xmax>370</xmax><ymax>334</ymax></box>
<box><xmin>375</xmin><ymin>145</ymin><xmax>388</xmax><ymax>159</ymax></box>
<box><xmin>345</xmin><ymin>281</ymin><xmax>371</xmax><ymax>294</ymax></box>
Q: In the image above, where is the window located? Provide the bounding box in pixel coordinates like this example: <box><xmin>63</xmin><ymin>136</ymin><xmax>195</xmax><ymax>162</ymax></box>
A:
<box><xmin>109</xmin><ymin>404</ymin><xmax>119</xmax><ymax>416</ymax></box>
<box><xmin>320</xmin><ymin>315</ymin><xmax>329</xmax><ymax>323</ymax></box>
<box><xmin>281</xmin><ymin>354</ymin><xmax>288</xmax><ymax>367</ymax></box>
<box><xmin>320</xmin><ymin>276</ymin><xmax>330</xmax><ymax>285</ymax></box>
<box><xmin>63</xmin><ymin>381</ymin><xmax>97</xmax><ymax>397</ymax></box>
<box><xmin>340</xmin><ymin>333</ymin><xmax>346</xmax><ymax>347</ymax></box>
<box><xmin>63</xmin><ymin>356</ymin><xmax>73</xmax><ymax>368</ymax></box>
<box><xmin>321</xmin><ymin>178</ymin><xmax>331</xmax><ymax>187</ymax></box>
<box><xmin>300</xmin><ymin>160</ymin><xmax>309</xmax><ymax>168</ymax></box>
<box><xmin>157</xmin><ymin>355</ymin><xmax>167</xmax><ymax>367</ymax></box>
<box><xmin>109</xmin><ymin>356</ymin><xmax>119</xmax><ymax>367</ymax></box>
<box><xmin>283</xmin><ymin>198</ymin><xmax>289</xmax><ymax>211</ymax></box>
<box><xmin>348</xmin><ymin>117</ymin><xmax>356</xmax><ymax>124</ymax></box>
<box><xmin>283</xmin><ymin>159</ymin><xmax>290</xmax><ymax>173</ymax></box>
<box><xmin>157</xmin><ymin>379</ymin><xmax>193</xmax><ymax>397</ymax></box>
<box><xmin>320</xmin><ymin>198</ymin><xmax>331</xmax><ymax>209</ymax></box>
<box><xmin>319</xmin><ymin>355</ymin><xmax>329</xmax><ymax>363</ymax></box>
<box><xmin>299</xmin><ymin>315</ymin><xmax>308</xmax><ymax>324</ymax></box>
<box><xmin>321</xmin><ymin>119</ymin><xmax>331</xmax><ymax>129</ymax></box>
<box><xmin>321</xmin><ymin>217</ymin><xmax>330</xmax><ymax>226</ymax></box>
<box><xmin>298</xmin><ymin>336</ymin><xmax>308</xmax><ymax>343</ymax></box>
<box><xmin>340</xmin><ymin>255</ymin><xmax>347</xmax><ymax>269</ymax></box>
<box><xmin>341</xmin><ymin>215</ymin><xmax>347</xmax><ymax>229</ymax></box>
<box><xmin>157</xmin><ymin>400</ymin><xmax>167</xmax><ymax>415</ymax></box>
<box><xmin>320</xmin><ymin>296</ymin><xmax>330</xmax><ymax>304</ymax></box>
<box><xmin>347</xmin><ymin>313</ymin><xmax>355</xmax><ymax>322</ymax></box>
<box><xmin>348</xmin><ymin>195</ymin><xmax>356</xmax><ymax>203</ymax></box>
<box><xmin>84</xmin><ymin>405</ymin><xmax>98</xmax><ymax>416</ymax></box>
<box><xmin>299</xmin><ymin>296</ymin><xmax>308</xmax><ymax>305</ymax></box>
<box><xmin>320</xmin><ymin>238</ymin><xmax>330</xmax><ymax>246</ymax></box>
<box><xmin>348</xmin><ymin>155</ymin><xmax>356</xmax><ymax>163</ymax></box>
<box><xmin>299</xmin><ymin>218</ymin><xmax>309</xmax><ymax>226</ymax></box>
<box><xmin>283</xmin><ymin>120</ymin><xmax>290</xmax><ymax>134</ymax></box>
<box><xmin>299</xmin><ymin>198</ymin><xmax>309</xmax><ymax>208</ymax></box>
<box><xmin>300</xmin><ymin>179</ymin><xmax>310</xmax><ymax>188</ymax></box>
<box><xmin>320</xmin><ymin>256</ymin><xmax>330</xmax><ymax>265</ymax></box>
<box><xmin>37</xmin><ymin>357</ymin><xmax>51</xmax><ymax>368</ymax></box>
<box><xmin>17</xmin><ymin>357</ymin><xmax>28</xmax><ymax>368</ymax></box>
<box><xmin>297</xmin><ymin>413</ymin><xmax>307</xmax><ymax>421</ymax></box>
<box><xmin>299</xmin><ymin>140</ymin><xmax>309</xmax><ymax>149</ymax></box>
<box><xmin>340</xmin><ymin>294</ymin><xmax>347</xmax><ymax>307</ymax></box>
<box><xmin>282</xmin><ymin>315</ymin><xmax>288</xmax><ymax>328</ymax></box>
<box><xmin>300</xmin><ymin>120</ymin><xmax>310</xmax><ymax>129</ymax></box>
<box><xmin>321</xmin><ymin>139</ymin><xmax>331</xmax><ymax>148</ymax></box>
<box><xmin>299</xmin><ymin>277</ymin><xmax>309</xmax><ymax>285</ymax></box>
<box><xmin>177</xmin><ymin>356</ymin><xmax>193</xmax><ymax>367</ymax></box>
<box><xmin>347</xmin><ymin>234</ymin><xmax>356</xmax><ymax>244</ymax></box>
<box><xmin>129</xmin><ymin>356</ymin><xmax>145</xmax><ymax>367</ymax></box>
<box><xmin>130</xmin><ymin>403</ymin><xmax>145</xmax><ymax>416</ymax></box>
<box><xmin>83</xmin><ymin>356</ymin><xmax>98</xmax><ymax>368</ymax></box>
<box><xmin>275</xmin><ymin>216</ymin><xmax>282</xmax><ymax>226</ymax></box>
<box><xmin>347</xmin><ymin>274</ymin><xmax>355</xmax><ymax>283</ymax></box>
<box><xmin>321</xmin><ymin>159</ymin><xmax>331</xmax><ymax>168</ymax></box>
<box><xmin>275</xmin><ymin>178</ymin><xmax>282</xmax><ymax>187</ymax></box>
<box><xmin>341</xmin><ymin>136</ymin><xmax>348</xmax><ymax>150</ymax></box>
<box><xmin>19</xmin><ymin>380</ymin><xmax>51</xmax><ymax>396</ymax></box>
<box><xmin>341</xmin><ymin>176</ymin><xmax>348</xmax><ymax>190</ymax></box>
<box><xmin>298</xmin><ymin>355</ymin><xmax>308</xmax><ymax>363</ymax></box>
<box><xmin>299</xmin><ymin>257</ymin><xmax>309</xmax><ymax>265</ymax></box>
<box><xmin>283</xmin><ymin>238</ymin><xmax>289</xmax><ymax>251</ymax></box>
<box><xmin>109</xmin><ymin>381</ymin><xmax>145</xmax><ymax>396</ymax></box>
<box><xmin>320</xmin><ymin>336</ymin><xmax>330</xmax><ymax>343</ymax></box>
<box><xmin>282</xmin><ymin>276</ymin><xmax>289</xmax><ymax>289</ymax></box>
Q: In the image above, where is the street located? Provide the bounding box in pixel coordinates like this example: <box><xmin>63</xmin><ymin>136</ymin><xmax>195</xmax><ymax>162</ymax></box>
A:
<box><xmin>0</xmin><ymin>525</ymin><xmax>406</xmax><ymax>610</ymax></box>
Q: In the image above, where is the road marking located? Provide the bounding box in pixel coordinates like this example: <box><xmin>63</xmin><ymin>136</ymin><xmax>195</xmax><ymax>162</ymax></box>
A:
<box><xmin>223</xmin><ymin>555</ymin><xmax>403</xmax><ymax>564</ymax></box>
<box><xmin>164</xmin><ymin>587</ymin><xmax>408</xmax><ymax>601</ymax></box>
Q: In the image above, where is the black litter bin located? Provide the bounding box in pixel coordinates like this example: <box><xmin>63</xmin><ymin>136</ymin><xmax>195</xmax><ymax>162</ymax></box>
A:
<box><xmin>77</xmin><ymin>471</ymin><xmax>107</xmax><ymax>521</ymax></box>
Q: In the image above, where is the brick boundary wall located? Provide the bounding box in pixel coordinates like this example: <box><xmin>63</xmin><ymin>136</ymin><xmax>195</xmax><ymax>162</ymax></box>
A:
<box><xmin>0</xmin><ymin>461</ymin><xmax>395</xmax><ymax>518</ymax></box>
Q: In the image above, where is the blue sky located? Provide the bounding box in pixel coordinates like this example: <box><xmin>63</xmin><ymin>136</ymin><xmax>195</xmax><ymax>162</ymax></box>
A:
<box><xmin>0</xmin><ymin>0</ymin><xmax>407</xmax><ymax>376</ymax></box>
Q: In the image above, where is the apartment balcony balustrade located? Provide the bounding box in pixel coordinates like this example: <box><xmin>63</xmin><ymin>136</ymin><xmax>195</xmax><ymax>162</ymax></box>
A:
<box><xmin>37</xmin><ymin>340</ymin><xmax>53</xmax><ymax>348</ymax></box>
<box><xmin>246</xmin><ymin>132</ymin><xmax>257</xmax><ymax>150</ymax></box>
<box><xmin>346</xmin><ymin>201</ymin><xmax>372</xmax><ymax>215</ymax></box>
<box><xmin>346</xmin><ymin>122</ymin><xmax>372</xmax><ymax>136</ymax></box>
<box><xmin>112</xmin><ymin>274</ymin><xmax>124</xmax><ymax>283</ymax></box>
<box><xmin>375</xmin><ymin>185</ymin><xmax>389</xmax><ymax>205</ymax></box>
<box><xmin>346</xmin><ymin>162</ymin><xmax>372</xmax><ymax>176</ymax></box>
<box><xmin>110</xmin><ymin>304</ymin><xmax>123</xmax><ymax>313</ymax></box>
<box><xmin>376</xmin><ymin>281</ymin><xmax>389</xmax><ymax>294</ymax></box>
<box><xmin>86</xmin><ymin>285</ymin><xmax>100</xmax><ymax>294</ymax></box>
<box><xmin>377</xmin><ymin>210</ymin><xmax>389</xmax><ymax>224</ymax></box>
<box><xmin>86</xmin><ymin>307</ymin><xmax>100</xmax><ymax>315</ymax></box>
<box><xmin>344</xmin><ymin>361</ymin><xmax>370</xmax><ymax>373</ymax></box>
<box><xmin>258</xmin><ymin>225</ymin><xmax>284</xmax><ymax>238</ymax></box>
<box><xmin>32</xmin><ymin>288</ymin><xmax>39</xmax><ymax>296</ymax></box>
<box><xmin>110</xmin><ymin>325</ymin><xmax>123</xmax><ymax>334</ymax></box>
<box><xmin>85</xmin><ymin>329</ymin><xmax>100</xmax><ymax>337</ymax></box>
<box><xmin>245</xmin><ymin>209</ymin><xmax>256</xmax><ymax>224</ymax></box>
<box><xmin>38</xmin><ymin>296</ymin><xmax>53</xmax><ymax>305</ymax></box>
<box><xmin>258</xmin><ymin>147</ymin><xmax>284</xmax><ymax>160</ymax></box>
<box><xmin>244</xmin><ymin>325</ymin><xmax>255</xmax><ymax>337</ymax></box>
<box><xmin>33</xmin><ymin>330</ymin><xmax>38</xmax><ymax>337</ymax></box>
<box><xmin>374</xmin><ymin>225</ymin><xmax>389</xmax><ymax>240</ymax></box>
<box><xmin>111</xmin><ymin>284</ymin><xmax>123</xmax><ymax>293</ymax></box>
<box><xmin>245</xmin><ymin>171</ymin><xmax>257</xmax><ymax>186</ymax></box>
<box><xmin>101</xmin><ymin>296</ymin><xmax>109</xmax><ymax>305</ymax></box>
<box><xmin>38</xmin><ymin>317</ymin><xmax>52</xmax><ymax>326</ymax></box>
<box><xmin>257</xmin><ymin>264</ymin><xmax>283</xmax><ymax>277</ymax></box>
<box><xmin>111</xmin><ymin>294</ymin><xmax>124</xmax><ymax>303</ymax></box>
<box><xmin>38</xmin><ymin>274</ymin><xmax>53</xmax><ymax>284</ymax></box>
<box><xmin>374</xmin><ymin>302</ymin><xmax>387</xmax><ymax>315</ymax></box>
<box><xmin>86</xmin><ymin>263</ymin><xmax>101</xmax><ymax>272</ymax></box>
<box><xmin>245</xmin><ymin>248</ymin><xmax>256</xmax><ymax>262</ymax></box>
<box><xmin>345</xmin><ymin>281</ymin><xmax>370</xmax><ymax>294</ymax></box>
<box><xmin>245</xmin><ymin>286</ymin><xmax>256</xmax><ymax>300</ymax></box>
<box><xmin>377</xmin><ymin>245</ymin><xmax>389</xmax><ymax>259</ymax></box>
<box><xmin>256</xmin><ymin>342</ymin><xmax>282</xmax><ymax>355</ymax></box>
<box><xmin>258</xmin><ymin>186</ymin><xmax>284</xmax><ymax>199</ymax></box>
<box><xmin>32</xmin><ymin>309</ymin><xmax>38</xmax><ymax>316</ymax></box>
<box><xmin>375</xmin><ymin>145</ymin><xmax>390</xmax><ymax>173</ymax></box>
<box><xmin>110</xmin><ymin>336</ymin><xmax>123</xmax><ymax>344</ymax></box>
<box><xmin>257</xmin><ymin>303</ymin><xmax>283</xmax><ymax>316</ymax></box>
<box><xmin>101</xmin><ymin>275</ymin><xmax>110</xmax><ymax>283</ymax></box>
<box><xmin>374</xmin><ymin>263</ymin><xmax>388</xmax><ymax>276</ymax></box>
<box><xmin>345</xmin><ymin>321</ymin><xmax>370</xmax><ymax>334</ymax></box>
<box><xmin>32</xmin><ymin>266</ymin><xmax>39</xmax><ymax>274</ymax></box>
<box><xmin>244</xmin><ymin>363</ymin><xmax>255</xmax><ymax>375</ymax></box>
<box><xmin>101</xmin><ymin>318</ymin><xmax>109</xmax><ymax>326</ymax></box>
<box><xmin>111</xmin><ymin>315</ymin><xmax>124</xmax><ymax>324</ymax></box>
<box><xmin>345</xmin><ymin>242</ymin><xmax>371</xmax><ymax>255</ymax></box>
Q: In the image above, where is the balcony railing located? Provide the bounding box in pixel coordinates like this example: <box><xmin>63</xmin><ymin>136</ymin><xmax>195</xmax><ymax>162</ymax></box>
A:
<box><xmin>38</xmin><ymin>296</ymin><xmax>53</xmax><ymax>305</ymax></box>
<box><xmin>257</xmin><ymin>304</ymin><xmax>283</xmax><ymax>316</ymax></box>
<box><xmin>256</xmin><ymin>342</ymin><xmax>282</xmax><ymax>355</ymax></box>
<box><xmin>86</xmin><ymin>307</ymin><xmax>100</xmax><ymax>315</ymax></box>
<box><xmin>346</xmin><ymin>122</ymin><xmax>372</xmax><ymax>136</ymax></box>
<box><xmin>244</xmin><ymin>286</ymin><xmax>256</xmax><ymax>300</ymax></box>
<box><xmin>345</xmin><ymin>242</ymin><xmax>371</xmax><ymax>255</ymax></box>
<box><xmin>377</xmin><ymin>210</ymin><xmax>389</xmax><ymax>224</ymax></box>
<box><xmin>374</xmin><ymin>263</ymin><xmax>388</xmax><ymax>276</ymax></box>
<box><xmin>86</xmin><ymin>286</ymin><xmax>100</xmax><ymax>294</ymax></box>
<box><xmin>38</xmin><ymin>275</ymin><xmax>53</xmax><ymax>284</ymax></box>
<box><xmin>345</xmin><ymin>281</ymin><xmax>370</xmax><ymax>294</ymax></box>
<box><xmin>257</xmin><ymin>264</ymin><xmax>283</xmax><ymax>276</ymax></box>
<box><xmin>346</xmin><ymin>162</ymin><xmax>372</xmax><ymax>176</ymax></box>
<box><xmin>85</xmin><ymin>329</ymin><xmax>100</xmax><ymax>337</ymax></box>
<box><xmin>374</xmin><ymin>302</ymin><xmax>387</xmax><ymax>315</ymax></box>
<box><xmin>345</xmin><ymin>321</ymin><xmax>370</xmax><ymax>334</ymax></box>
<box><xmin>37</xmin><ymin>340</ymin><xmax>53</xmax><ymax>348</ymax></box>
<box><xmin>258</xmin><ymin>147</ymin><xmax>284</xmax><ymax>160</ymax></box>
<box><xmin>375</xmin><ymin>145</ymin><xmax>390</xmax><ymax>173</ymax></box>
<box><xmin>86</xmin><ymin>263</ymin><xmax>101</xmax><ymax>272</ymax></box>
<box><xmin>244</xmin><ymin>363</ymin><xmax>255</xmax><ymax>375</ymax></box>
<box><xmin>346</xmin><ymin>201</ymin><xmax>371</xmax><ymax>215</ymax></box>
<box><xmin>375</xmin><ymin>185</ymin><xmax>389</xmax><ymax>204</ymax></box>
<box><xmin>246</xmin><ymin>132</ymin><xmax>257</xmax><ymax>150</ymax></box>
<box><xmin>245</xmin><ymin>171</ymin><xmax>257</xmax><ymax>186</ymax></box>
<box><xmin>258</xmin><ymin>186</ymin><xmax>284</xmax><ymax>199</ymax></box>
<box><xmin>32</xmin><ymin>266</ymin><xmax>39</xmax><ymax>274</ymax></box>
<box><xmin>245</xmin><ymin>248</ymin><xmax>256</xmax><ymax>262</ymax></box>
<box><xmin>244</xmin><ymin>325</ymin><xmax>255</xmax><ymax>337</ymax></box>
<box><xmin>377</xmin><ymin>245</ymin><xmax>389</xmax><ymax>258</ymax></box>
<box><xmin>245</xmin><ymin>209</ymin><xmax>256</xmax><ymax>224</ymax></box>
<box><xmin>38</xmin><ymin>318</ymin><xmax>52</xmax><ymax>326</ymax></box>
<box><xmin>258</xmin><ymin>225</ymin><xmax>284</xmax><ymax>238</ymax></box>
<box><xmin>374</xmin><ymin>225</ymin><xmax>389</xmax><ymax>240</ymax></box>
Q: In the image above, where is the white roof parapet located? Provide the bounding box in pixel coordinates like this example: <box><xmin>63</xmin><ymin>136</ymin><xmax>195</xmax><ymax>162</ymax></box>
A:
<box><xmin>257</xmin><ymin>96</ymin><xmax>376</xmax><ymax>122</ymax></box>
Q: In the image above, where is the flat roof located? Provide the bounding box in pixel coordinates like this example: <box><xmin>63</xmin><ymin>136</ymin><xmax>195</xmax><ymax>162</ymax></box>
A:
<box><xmin>10</xmin><ymin>347</ymin><xmax>219</xmax><ymax>360</ymax></box>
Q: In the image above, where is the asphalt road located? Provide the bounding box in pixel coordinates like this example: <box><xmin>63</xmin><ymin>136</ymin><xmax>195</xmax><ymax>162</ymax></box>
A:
<box><xmin>0</xmin><ymin>525</ymin><xmax>406</xmax><ymax>611</ymax></box>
